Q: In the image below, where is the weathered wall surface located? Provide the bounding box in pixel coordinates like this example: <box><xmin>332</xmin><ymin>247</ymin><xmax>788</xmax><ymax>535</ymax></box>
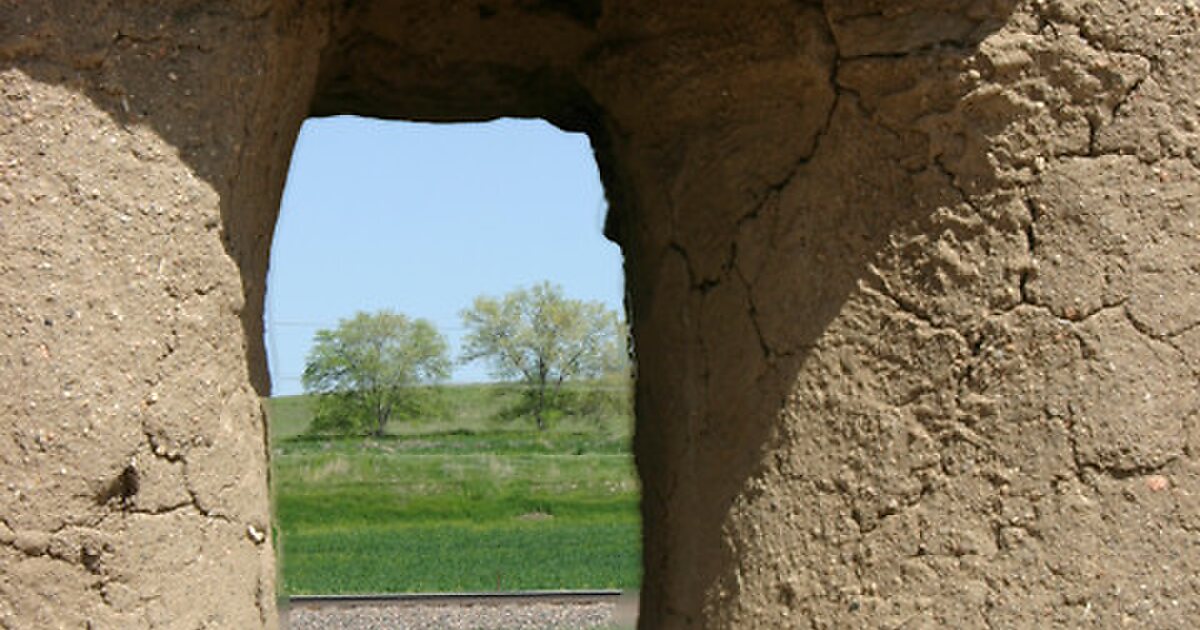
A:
<box><xmin>0</xmin><ymin>2</ymin><xmax>325</xmax><ymax>627</ymax></box>
<box><xmin>687</xmin><ymin>3</ymin><xmax>1200</xmax><ymax>627</ymax></box>
<box><xmin>1</xmin><ymin>1</ymin><xmax>1197</xmax><ymax>628</ymax></box>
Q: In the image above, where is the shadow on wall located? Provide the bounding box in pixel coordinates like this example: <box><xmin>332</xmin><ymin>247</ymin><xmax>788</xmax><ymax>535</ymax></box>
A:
<box><xmin>1</xmin><ymin>0</ymin><xmax>1034</xmax><ymax>626</ymax></box>
<box><xmin>1</xmin><ymin>0</ymin><xmax>625</xmax><ymax>396</ymax></box>
<box><xmin>610</xmin><ymin>4</ymin><xmax>1022</xmax><ymax>624</ymax></box>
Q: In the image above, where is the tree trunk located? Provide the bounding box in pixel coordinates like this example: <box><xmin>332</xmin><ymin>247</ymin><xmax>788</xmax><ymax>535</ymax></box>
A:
<box><xmin>533</xmin><ymin>362</ymin><xmax>549</xmax><ymax>431</ymax></box>
<box><xmin>534</xmin><ymin>385</ymin><xmax>546</xmax><ymax>431</ymax></box>
<box><xmin>375</xmin><ymin>400</ymin><xmax>388</xmax><ymax>437</ymax></box>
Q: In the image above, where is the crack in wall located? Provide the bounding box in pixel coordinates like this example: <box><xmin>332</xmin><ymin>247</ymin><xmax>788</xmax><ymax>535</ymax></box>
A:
<box><xmin>731</xmin><ymin>265</ymin><xmax>772</xmax><ymax>361</ymax></box>
<box><xmin>1018</xmin><ymin>194</ymin><xmax>1038</xmax><ymax>305</ymax></box>
<box><xmin>6</xmin><ymin>2</ymin><xmax>1199</xmax><ymax>627</ymax></box>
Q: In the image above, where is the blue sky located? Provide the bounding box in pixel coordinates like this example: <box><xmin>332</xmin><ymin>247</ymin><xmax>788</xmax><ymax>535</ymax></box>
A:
<box><xmin>264</xmin><ymin>117</ymin><xmax>624</xmax><ymax>396</ymax></box>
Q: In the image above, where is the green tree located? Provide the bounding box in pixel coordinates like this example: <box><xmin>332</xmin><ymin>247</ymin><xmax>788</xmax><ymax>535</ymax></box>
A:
<box><xmin>302</xmin><ymin>310</ymin><xmax>450</xmax><ymax>437</ymax></box>
<box><xmin>460</xmin><ymin>282</ymin><xmax>625</xmax><ymax>430</ymax></box>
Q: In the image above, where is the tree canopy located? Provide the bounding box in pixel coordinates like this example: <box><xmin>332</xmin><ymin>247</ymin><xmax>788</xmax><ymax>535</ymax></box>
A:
<box><xmin>460</xmin><ymin>282</ymin><xmax>625</xmax><ymax>430</ymax></box>
<box><xmin>302</xmin><ymin>310</ymin><xmax>450</xmax><ymax>436</ymax></box>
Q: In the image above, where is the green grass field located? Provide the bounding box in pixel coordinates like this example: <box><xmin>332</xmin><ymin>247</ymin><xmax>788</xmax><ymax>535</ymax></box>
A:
<box><xmin>268</xmin><ymin>384</ymin><xmax>641</xmax><ymax>595</ymax></box>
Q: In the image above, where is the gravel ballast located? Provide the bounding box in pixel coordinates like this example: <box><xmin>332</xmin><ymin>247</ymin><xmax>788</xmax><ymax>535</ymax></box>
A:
<box><xmin>284</xmin><ymin>601</ymin><xmax>621</xmax><ymax>630</ymax></box>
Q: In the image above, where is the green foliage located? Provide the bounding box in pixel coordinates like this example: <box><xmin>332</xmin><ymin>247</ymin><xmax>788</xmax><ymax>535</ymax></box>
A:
<box><xmin>267</xmin><ymin>382</ymin><xmax>632</xmax><ymax>441</ymax></box>
<box><xmin>279</xmin><ymin>521</ymin><xmax>640</xmax><ymax>594</ymax></box>
<box><xmin>460</xmin><ymin>282</ymin><xmax>627</xmax><ymax>430</ymax></box>
<box><xmin>302</xmin><ymin>310</ymin><xmax>450</xmax><ymax>437</ymax></box>
<box><xmin>563</xmin><ymin>384</ymin><xmax>630</xmax><ymax>420</ymax></box>
<box><xmin>493</xmin><ymin>383</ymin><xmax>630</xmax><ymax>431</ymax></box>
<box><xmin>271</xmin><ymin>426</ymin><xmax>641</xmax><ymax>594</ymax></box>
<box><xmin>267</xmin><ymin>395</ymin><xmax>315</xmax><ymax>442</ymax></box>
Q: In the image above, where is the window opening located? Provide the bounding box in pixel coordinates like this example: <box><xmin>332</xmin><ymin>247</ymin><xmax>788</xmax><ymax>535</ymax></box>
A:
<box><xmin>264</xmin><ymin>117</ymin><xmax>639</xmax><ymax>626</ymax></box>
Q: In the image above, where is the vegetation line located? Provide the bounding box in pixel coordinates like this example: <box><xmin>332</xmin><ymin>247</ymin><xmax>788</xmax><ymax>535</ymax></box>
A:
<box><xmin>289</xmin><ymin>589</ymin><xmax>624</xmax><ymax>606</ymax></box>
<box><xmin>268</xmin><ymin>382</ymin><xmax>640</xmax><ymax>596</ymax></box>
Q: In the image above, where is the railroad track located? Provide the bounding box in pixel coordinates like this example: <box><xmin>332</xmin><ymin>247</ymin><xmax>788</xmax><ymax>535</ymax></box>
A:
<box><xmin>283</xmin><ymin>590</ymin><xmax>638</xmax><ymax>629</ymax></box>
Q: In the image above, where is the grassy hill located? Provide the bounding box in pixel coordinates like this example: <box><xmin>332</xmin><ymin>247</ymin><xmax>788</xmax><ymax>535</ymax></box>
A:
<box><xmin>265</xmin><ymin>394</ymin><xmax>316</xmax><ymax>442</ymax></box>
<box><xmin>267</xmin><ymin>382</ymin><xmax>632</xmax><ymax>441</ymax></box>
<box><xmin>266</xmin><ymin>382</ymin><xmax>640</xmax><ymax>595</ymax></box>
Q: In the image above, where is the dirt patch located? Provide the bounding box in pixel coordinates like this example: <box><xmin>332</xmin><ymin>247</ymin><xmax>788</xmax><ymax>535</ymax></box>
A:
<box><xmin>516</xmin><ymin>511</ymin><xmax>555</xmax><ymax>522</ymax></box>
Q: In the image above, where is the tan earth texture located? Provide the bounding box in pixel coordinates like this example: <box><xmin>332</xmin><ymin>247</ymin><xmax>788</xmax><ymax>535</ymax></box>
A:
<box><xmin>2</xmin><ymin>1</ymin><xmax>1199</xmax><ymax>628</ymax></box>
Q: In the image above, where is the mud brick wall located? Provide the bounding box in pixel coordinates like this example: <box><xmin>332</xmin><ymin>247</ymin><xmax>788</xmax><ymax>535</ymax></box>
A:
<box><xmin>1</xmin><ymin>1</ymin><xmax>1197</xmax><ymax>627</ymax></box>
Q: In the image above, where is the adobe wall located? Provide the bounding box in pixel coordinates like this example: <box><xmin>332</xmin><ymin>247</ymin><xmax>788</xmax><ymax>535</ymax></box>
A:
<box><xmin>1</xmin><ymin>1</ymin><xmax>1197</xmax><ymax>628</ymax></box>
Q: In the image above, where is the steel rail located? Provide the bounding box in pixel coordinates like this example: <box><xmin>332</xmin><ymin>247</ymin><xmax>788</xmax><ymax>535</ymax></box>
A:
<box><xmin>287</xmin><ymin>589</ymin><xmax>626</xmax><ymax>608</ymax></box>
